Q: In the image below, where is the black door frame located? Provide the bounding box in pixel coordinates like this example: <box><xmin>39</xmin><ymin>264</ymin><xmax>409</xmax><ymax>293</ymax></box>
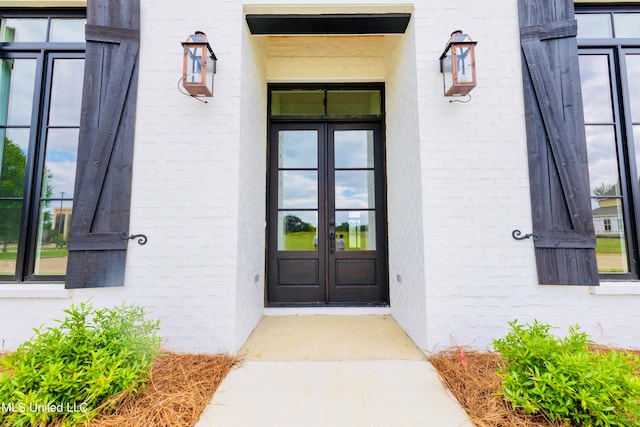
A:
<box><xmin>265</xmin><ymin>83</ymin><xmax>389</xmax><ymax>306</ymax></box>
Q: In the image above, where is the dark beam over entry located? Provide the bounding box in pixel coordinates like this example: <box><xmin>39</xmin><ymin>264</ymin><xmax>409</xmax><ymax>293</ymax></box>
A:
<box><xmin>245</xmin><ymin>13</ymin><xmax>411</xmax><ymax>35</ymax></box>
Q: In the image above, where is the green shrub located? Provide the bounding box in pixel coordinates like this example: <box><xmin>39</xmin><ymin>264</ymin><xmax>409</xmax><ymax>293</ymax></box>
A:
<box><xmin>0</xmin><ymin>301</ymin><xmax>161</xmax><ymax>426</ymax></box>
<box><xmin>493</xmin><ymin>320</ymin><xmax>640</xmax><ymax>426</ymax></box>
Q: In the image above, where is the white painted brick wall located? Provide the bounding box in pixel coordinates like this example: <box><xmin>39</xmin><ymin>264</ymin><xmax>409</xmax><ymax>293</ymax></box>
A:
<box><xmin>1</xmin><ymin>4</ymin><xmax>272</xmax><ymax>354</ymax></box>
<box><xmin>127</xmin><ymin>0</ymin><xmax>245</xmax><ymax>352</ymax></box>
<box><xmin>2</xmin><ymin>0</ymin><xmax>639</xmax><ymax>355</ymax></box>
<box><xmin>412</xmin><ymin>0</ymin><xmax>640</xmax><ymax>352</ymax></box>
<box><xmin>0</xmin><ymin>0</ymin><xmax>248</xmax><ymax>354</ymax></box>
<box><xmin>385</xmin><ymin>19</ymin><xmax>429</xmax><ymax>350</ymax></box>
<box><xmin>233</xmin><ymin>22</ymin><xmax>268</xmax><ymax>351</ymax></box>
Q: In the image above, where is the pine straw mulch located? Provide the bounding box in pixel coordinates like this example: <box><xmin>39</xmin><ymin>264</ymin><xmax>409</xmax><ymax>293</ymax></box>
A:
<box><xmin>428</xmin><ymin>346</ymin><xmax>640</xmax><ymax>427</ymax></box>
<box><xmin>87</xmin><ymin>352</ymin><xmax>237</xmax><ymax>427</ymax></box>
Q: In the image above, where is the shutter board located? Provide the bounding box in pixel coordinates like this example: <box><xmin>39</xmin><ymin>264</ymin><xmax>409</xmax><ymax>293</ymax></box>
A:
<box><xmin>536</xmin><ymin>248</ymin><xmax>596</xmax><ymax>285</ymax></box>
<box><xmin>521</xmin><ymin>39</ymin><xmax>586</xmax><ymax>229</ymax></box>
<box><xmin>66</xmin><ymin>0</ymin><xmax>140</xmax><ymax>289</ymax></box>
<box><xmin>66</xmin><ymin>232</ymin><xmax>129</xmax><ymax>251</ymax></box>
<box><xmin>71</xmin><ymin>41</ymin><xmax>138</xmax><ymax>231</ymax></box>
<box><xmin>518</xmin><ymin>0</ymin><xmax>598</xmax><ymax>285</ymax></box>
<box><xmin>86</xmin><ymin>25</ymin><xmax>139</xmax><ymax>43</ymax></box>
<box><xmin>520</xmin><ymin>19</ymin><xmax>577</xmax><ymax>41</ymax></box>
<box><xmin>535</xmin><ymin>231</ymin><xmax>596</xmax><ymax>249</ymax></box>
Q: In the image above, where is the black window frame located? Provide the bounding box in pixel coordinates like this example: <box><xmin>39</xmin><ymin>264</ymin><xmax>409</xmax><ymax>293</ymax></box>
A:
<box><xmin>577</xmin><ymin>5</ymin><xmax>640</xmax><ymax>280</ymax></box>
<box><xmin>0</xmin><ymin>8</ymin><xmax>86</xmax><ymax>283</ymax></box>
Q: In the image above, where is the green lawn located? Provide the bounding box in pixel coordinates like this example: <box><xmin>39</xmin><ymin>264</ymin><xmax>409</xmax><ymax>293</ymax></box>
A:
<box><xmin>0</xmin><ymin>251</ymin><xmax>17</xmax><ymax>260</ymax></box>
<box><xmin>282</xmin><ymin>231</ymin><xmax>370</xmax><ymax>251</ymax></box>
<box><xmin>39</xmin><ymin>248</ymin><xmax>68</xmax><ymax>258</ymax></box>
<box><xmin>0</xmin><ymin>248</ymin><xmax>67</xmax><ymax>260</ymax></box>
<box><xmin>596</xmin><ymin>236</ymin><xmax>625</xmax><ymax>255</ymax></box>
<box><xmin>283</xmin><ymin>231</ymin><xmax>317</xmax><ymax>251</ymax></box>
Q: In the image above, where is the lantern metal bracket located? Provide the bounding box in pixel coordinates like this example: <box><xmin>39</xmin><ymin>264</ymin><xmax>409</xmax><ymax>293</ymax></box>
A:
<box><xmin>177</xmin><ymin>77</ymin><xmax>209</xmax><ymax>103</ymax></box>
<box><xmin>449</xmin><ymin>94</ymin><xmax>472</xmax><ymax>104</ymax></box>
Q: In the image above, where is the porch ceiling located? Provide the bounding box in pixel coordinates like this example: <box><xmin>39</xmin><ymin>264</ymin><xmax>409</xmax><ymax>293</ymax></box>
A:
<box><xmin>261</xmin><ymin>35</ymin><xmax>387</xmax><ymax>58</ymax></box>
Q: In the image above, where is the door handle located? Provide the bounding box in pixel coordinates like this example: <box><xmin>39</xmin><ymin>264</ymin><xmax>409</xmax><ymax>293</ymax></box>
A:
<box><xmin>329</xmin><ymin>230</ymin><xmax>335</xmax><ymax>253</ymax></box>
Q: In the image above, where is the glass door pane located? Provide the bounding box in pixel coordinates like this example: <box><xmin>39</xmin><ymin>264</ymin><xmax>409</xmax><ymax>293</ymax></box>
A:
<box><xmin>333</xmin><ymin>129</ymin><xmax>376</xmax><ymax>251</ymax></box>
<box><xmin>276</xmin><ymin>130</ymin><xmax>319</xmax><ymax>251</ymax></box>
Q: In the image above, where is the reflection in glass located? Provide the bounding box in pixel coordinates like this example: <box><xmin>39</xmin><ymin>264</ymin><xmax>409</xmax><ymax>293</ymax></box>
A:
<box><xmin>593</xmin><ymin>199</ymin><xmax>628</xmax><ymax>273</ymax></box>
<box><xmin>326</xmin><ymin>90</ymin><xmax>381</xmax><ymax>116</ymax></box>
<box><xmin>49</xmin><ymin>19</ymin><xmax>86</xmax><ymax>42</ymax></box>
<box><xmin>455</xmin><ymin>46</ymin><xmax>474</xmax><ymax>83</ymax></box>
<box><xmin>278</xmin><ymin>170</ymin><xmax>317</xmax><ymax>209</ymax></box>
<box><xmin>0</xmin><ymin>128</ymin><xmax>30</xmax><ymax>198</ymax></box>
<box><xmin>3</xmin><ymin>59</ymin><xmax>37</xmax><ymax>126</ymax></box>
<box><xmin>626</xmin><ymin>55</ymin><xmax>640</xmax><ymax>121</ymax></box>
<box><xmin>271</xmin><ymin>90</ymin><xmax>325</xmax><ymax>116</ymax></box>
<box><xmin>335</xmin><ymin>170</ymin><xmax>375</xmax><ymax>209</ymax></box>
<box><xmin>2</xmin><ymin>19</ymin><xmax>48</xmax><ymax>42</ymax></box>
<box><xmin>614</xmin><ymin>13</ymin><xmax>640</xmax><ymax>38</ymax></box>
<box><xmin>278</xmin><ymin>130</ymin><xmax>317</xmax><ymax>168</ymax></box>
<box><xmin>35</xmin><ymin>200</ymin><xmax>72</xmax><ymax>275</ymax></box>
<box><xmin>0</xmin><ymin>60</ymin><xmax>12</xmax><ymax>127</ymax></box>
<box><xmin>49</xmin><ymin>59</ymin><xmax>84</xmax><ymax>126</ymax></box>
<box><xmin>579</xmin><ymin>55</ymin><xmax>613</xmax><ymax>123</ymax></box>
<box><xmin>185</xmin><ymin>47</ymin><xmax>204</xmax><ymax>84</ymax></box>
<box><xmin>42</xmin><ymin>128</ymin><xmax>79</xmax><ymax>198</ymax></box>
<box><xmin>335</xmin><ymin>130</ymin><xmax>374</xmax><ymax>168</ymax></box>
<box><xmin>585</xmin><ymin>126</ymin><xmax>619</xmax><ymax>200</ymax></box>
<box><xmin>335</xmin><ymin>210</ymin><xmax>375</xmax><ymax>250</ymax></box>
<box><xmin>634</xmin><ymin>125</ymin><xmax>640</xmax><ymax>183</ymax></box>
<box><xmin>277</xmin><ymin>211</ymin><xmax>318</xmax><ymax>251</ymax></box>
<box><xmin>576</xmin><ymin>14</ymin><xmax>612</xmax><ymax>39</ymax></box>
<box><xmin>0</xmin><ymin>200</ymin><xmax>21</xmax><ymax>275</ymax></box>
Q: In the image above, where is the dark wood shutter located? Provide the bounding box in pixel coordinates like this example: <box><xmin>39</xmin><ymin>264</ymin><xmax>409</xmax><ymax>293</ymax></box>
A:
<box><xmin>518</xmin><ymin>0</ymin><xmax>598</xmax><ymax>285</ymax></box>
<box><xmin>65</xmin><ymin>0</ymin><xmax>140</xmax><ymax>288</ymax></box>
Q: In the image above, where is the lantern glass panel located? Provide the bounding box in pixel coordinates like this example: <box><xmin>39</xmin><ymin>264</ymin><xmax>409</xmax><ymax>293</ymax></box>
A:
<box><xmin>205</xmin><ymin>56</ymin><xmax>215</xmax><ymax>91</ymax></box>
<box><xmin>441</xmin><ymin>53</ymin><xmax>453</xmax><ymax>95</ymax></box>
<box><xmin>454</xmin><ymin>45</ymin><xmax>474</xmax><ymax>84</ymax></box>
<box><xmin>185</xmin><ymin>46</ymin><xmax>205</xmax><ymax>84</ymax></box>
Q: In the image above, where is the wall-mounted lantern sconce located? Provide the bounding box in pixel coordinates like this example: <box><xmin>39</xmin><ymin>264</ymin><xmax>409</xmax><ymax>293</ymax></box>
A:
<box><xmin>439</xmin><ymin>30</ymin><xmax>477</xmax><ymax>97</ymax></box>
<box><xmin>181</xmin><ymin>31</ymin><xmax>217</xmax><ymax>97</ymax></box>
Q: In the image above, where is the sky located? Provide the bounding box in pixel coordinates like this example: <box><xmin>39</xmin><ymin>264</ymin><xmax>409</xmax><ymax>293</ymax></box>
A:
<box><xmin>1</xmin><ymin>32</ymin><xmax>84</xmax><ymax>200</ymax></box>
<box><xmin>278</xmin><ymin>130</ymin><xmax>375</xmax><ymax>211</ymax></box>
<box><xmin>580</xmin><ymin>52</ymin><xmax>640</xmax><ymax>209</ymax></box>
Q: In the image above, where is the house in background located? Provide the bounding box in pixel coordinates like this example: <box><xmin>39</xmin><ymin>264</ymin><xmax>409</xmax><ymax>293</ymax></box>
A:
<box><xmin>592</xmin><ymin>193</ymin><xmax>629</xmax><ymax>273</ymax></box>
<box><xmin>593</xmin><ymin>197</ymin><xmax>623</xmax><ymax>236</ymax></box>
<box><xmin>0</xmin><ymin>0</ymin><xmax>639</xmax><ymax>354</ymax></box>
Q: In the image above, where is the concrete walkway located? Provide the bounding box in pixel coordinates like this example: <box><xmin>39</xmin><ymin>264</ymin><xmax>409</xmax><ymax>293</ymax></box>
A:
<box><xmin>196</xmin><ymin>314</ymin><xmax>473</xmax><ymax>427</ymax></box>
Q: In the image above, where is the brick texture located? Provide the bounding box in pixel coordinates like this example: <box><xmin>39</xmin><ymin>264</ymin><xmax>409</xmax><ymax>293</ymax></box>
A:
<box><xmin>1</xmin><ymin>0</ymin><xmax>639</xmax><ymax>354</ymax></box>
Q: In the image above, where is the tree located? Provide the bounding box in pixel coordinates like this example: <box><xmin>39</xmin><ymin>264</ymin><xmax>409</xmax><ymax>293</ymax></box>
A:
<box><xmin>284</xmin><ymin>215</ymin><xmax>315</xmax><ymax>233</ymax></box>
<box><xmin>593</xmin><ymin>182</ymin><xmax>616</xmax><ymax>197</ymax></box>
<box><xmin>0</xmin><ymin>137</ymin><xmax>26</xmax><ymax>251</ymax></box>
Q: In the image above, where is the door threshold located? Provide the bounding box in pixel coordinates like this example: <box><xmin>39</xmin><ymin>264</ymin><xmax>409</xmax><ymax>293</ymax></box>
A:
<box><xmin>264</xmin><ymin>306</ymin><xmax>391</xmax><ymax>316</ymax></box>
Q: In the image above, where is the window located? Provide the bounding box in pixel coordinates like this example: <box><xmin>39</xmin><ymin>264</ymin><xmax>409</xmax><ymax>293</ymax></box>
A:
<box><xmin>577</xmin><ymin>8</ymin><xmax>640</xmax><ymax>278</ymax></box>
<box><xmin>0</xmin><ymin>9</ymin><xmax>85</xmax><ymax>282</ymax></box>
<box><xmin>270</xmin><ymin>87</ymin><xmax>383</xmax><ymax>117</ymax></box>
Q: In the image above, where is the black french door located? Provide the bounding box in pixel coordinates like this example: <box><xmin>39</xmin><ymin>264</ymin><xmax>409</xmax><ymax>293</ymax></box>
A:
<box><xmin>267</xmin><ymin>122</ymin><xmax>388</xmax><ymax>305</ymax></box>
